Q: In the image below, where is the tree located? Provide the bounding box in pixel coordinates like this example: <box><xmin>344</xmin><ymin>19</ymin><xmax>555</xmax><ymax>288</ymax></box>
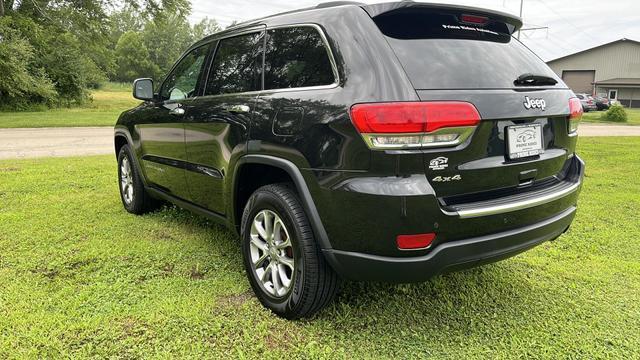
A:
<box><xmin>0</xmin><ymin>0</ymin><xmax>110</xmax><ymax>105</ymax></box>
<box><xmin>109</xmin><ymin>4</ymin><xmax>145</xmax><ymax>44</ymax></box>
<box><xmin>0</xmin><ymin>17</ymin><xmax>56</xmax><ymax>109</ymax></box>
<box><xmin>114</xmin><ymin>31</ymin><xmax>160</xmax><ymax>82</ymax></box>
<box><xmin>142</xmin><ymin>13</ymin><xmax>193</xmax><ymax>79</ymax></box>
<box><xmin>0</xmin><ymin>0</ymin><xmax>219</xmax><ymax>109</ymax></box>
<box><xmin>191</xmin><ymin>17</ymin><xmax>221</xmax><ymax>41</ymax></box>
<box><xmin>39</xmin><ymin>32</ymin><xmax>106</xmax><ymax>104</ymax></box>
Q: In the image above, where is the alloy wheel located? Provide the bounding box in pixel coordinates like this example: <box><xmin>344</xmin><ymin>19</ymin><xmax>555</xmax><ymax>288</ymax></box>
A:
<box><xmin>120</xmin><ymin>157</ymin><xmax>134</xmax><ymax>205</ymax></box>
<box><xmin>249</xmin><ymin>209</ymin><xmax>296</xmax><ymax>298</ymax></box>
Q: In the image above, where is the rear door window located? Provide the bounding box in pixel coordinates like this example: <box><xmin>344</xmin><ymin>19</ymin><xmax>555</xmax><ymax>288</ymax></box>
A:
<box><xmin>264</xmin><ymin>27</ymin><xmax>336</xmax><ymax>90</ymax></box>
<box><xmin>374</xmin><ymin>9</ymin><xmax>561</xmax><ymax>90</ymax></box>
<box><xmin>205</xmin><ymin>32</ymin><xmax>264</xmax><ymax>95</ymax></box>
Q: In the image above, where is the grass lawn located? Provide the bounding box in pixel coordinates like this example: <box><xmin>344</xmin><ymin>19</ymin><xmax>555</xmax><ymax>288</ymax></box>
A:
<box><xmin>582</xmin><ymin>107</ymin><xmax>640</xmax><ymax>125</ymax></box>
<box><xmin>0</xmin><ymin>83</ymin><xmax>139</xmax><ymax>128</ymax></box>
<box><xmin>1</xmin><ymin>138</ymin><xmax>639</xmax><ymax>358</ymax></box>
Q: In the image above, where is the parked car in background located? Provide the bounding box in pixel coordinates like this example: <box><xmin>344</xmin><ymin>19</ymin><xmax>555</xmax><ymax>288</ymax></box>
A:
<box><xmin>114</xmin><ymin>1</ymin><xmax>585</xmax><ymax>319</ymax></box>
<box><xmin>576</xmin><ymin>93</ymin><xmax>597</xmax><ymax>112</ymax></box>
<box><xmin>594</xmin><ymin>95</ymin><xmax>610</xmax><ymax>110</ymax></box>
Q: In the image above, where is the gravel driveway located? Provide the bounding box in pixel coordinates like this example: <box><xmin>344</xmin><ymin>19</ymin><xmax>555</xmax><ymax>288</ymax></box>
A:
<box><xmin>0</xmin><ymin>127</ymin><xmax>113</xmax><ymax>160</ymax></box>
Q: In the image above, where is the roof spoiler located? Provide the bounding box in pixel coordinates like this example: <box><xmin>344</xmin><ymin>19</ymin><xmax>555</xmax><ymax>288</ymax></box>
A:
<box><xmin>361</xmin><ymin>1</ymin><xmax>523</xmax><ymax>34</ymax></box>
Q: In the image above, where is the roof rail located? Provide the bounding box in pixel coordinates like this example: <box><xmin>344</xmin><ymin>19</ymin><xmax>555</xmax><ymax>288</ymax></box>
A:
<box><xmin>315</xmin><ymin>1</ymin><xmax>364</xmax><ymax>9</ymax></box>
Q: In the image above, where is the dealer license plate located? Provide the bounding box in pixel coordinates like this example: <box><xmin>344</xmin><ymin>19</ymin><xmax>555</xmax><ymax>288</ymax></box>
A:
<box><xmin>507</xmin><ymin>124</ymin><xmax>544</xmax><ymax>159</ymax></box>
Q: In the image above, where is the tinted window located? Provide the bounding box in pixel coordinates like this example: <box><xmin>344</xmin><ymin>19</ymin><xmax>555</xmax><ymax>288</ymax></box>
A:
<box><xmin>374</xmin><ymin>10</ymin><xmax>560</xmax><ymax>90</ymax></box>
<box><xmin>160</xmin><ymin>43</ymin><xmax>212</xmax><ymax>101</ymax></box>
<box><xmin>205</xmin><ymin>32</ymin><xmax>263</xmax><ymax>95</ymax></box>
<box><xmin>264</xmin><ymin>27</ymin><xmax>335</xmax><ymax>90</ymax></box>
<box><xmin>376</xmin><ymin>11</ymin><xmax>514</xmax><ymax>43</ymax></box>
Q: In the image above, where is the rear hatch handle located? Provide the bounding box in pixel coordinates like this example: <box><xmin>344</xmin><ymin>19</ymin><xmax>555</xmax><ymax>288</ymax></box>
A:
<box><xmin>514</xmin><ymin>73</ymin><xmax>558</xmax><ymax>86</ymax></box>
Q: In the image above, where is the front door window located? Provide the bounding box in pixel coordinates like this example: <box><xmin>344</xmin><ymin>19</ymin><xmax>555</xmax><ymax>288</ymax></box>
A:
<box><xmin>160</xmin><ymin>43</ymin><xmax>212</xmax><ymax>101</ymax></box>
<box><xmin>609</xmin><ymin>89</ymin><xmax>618</xmax><ymax>101</ymax></box>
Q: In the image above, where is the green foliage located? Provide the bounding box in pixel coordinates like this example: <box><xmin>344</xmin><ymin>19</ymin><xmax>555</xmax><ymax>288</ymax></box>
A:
<box><xmin>192</xmin><ymin>17</ymin><xmax>221</xmax><ymax>40</ymax></box>
<box><xmin>110</xmin><ymin>11</ymin><xmax>220</xmax><ymax>83</ymax></box>
<box><xmin>38</xmin><ymin>32</ymin><xmax>106</xmax><ymax>106</ymax></box>
<box><xmin>114</xmin><ymin>31</ymin><xmax>161</xmax><ymax>82</ymax></box>
<box><xmin>0</xmin><ymin>17</ymin><xmax>56</xmax><ymax>109</ymax></box>
<box><xmin>0</xmin><ymin>0</ymin><xmax>214</xmax><ymax>109</ymax></box>
<box><xmin>581</xmin><ymin>108</ymin><xmax>640</xmax><ymax>125</ymax></box>
<box><xmin>141</xmin><ymin>14</ymin><xmax>195</xmax><ymax>80</ymax></box>
<box><xmin>601</xmin><ymin>104</ymin><xmax>628</xmax><ymax>123</ymax></box>
<box><xmin>109</xmin><ymin>4</ymin><xmax>145</xmax><ymax>44</ymax></box>
<box><xmin>0</xmin><ymin>4</ymin><xmax>107</xmax><ymax>108</ymax></box>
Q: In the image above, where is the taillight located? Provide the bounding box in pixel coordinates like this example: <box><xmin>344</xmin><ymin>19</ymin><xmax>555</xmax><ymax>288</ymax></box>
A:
<box><xmin>568</xmin><ymin>98</ymin><xmax>583</xmax><ymax>134</ymax></box>
<box><xmin>350</xmin><ymin>102</ymin><xmax>481</xmax><ymax>149</ymax></box>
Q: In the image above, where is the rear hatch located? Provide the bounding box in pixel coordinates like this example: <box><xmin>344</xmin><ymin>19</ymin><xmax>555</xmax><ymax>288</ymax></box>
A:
<box><xmin>364</xmin><ymin>3</ymin><xmax>578</xmax><ymax>199</ymax></box>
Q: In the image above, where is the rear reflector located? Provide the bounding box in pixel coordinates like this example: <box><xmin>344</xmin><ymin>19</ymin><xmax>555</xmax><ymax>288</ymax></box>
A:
<box><xmin>397</xmin><ymin>233</ymin><xmax>437</xmax><ymax>250</ymax></box>
<box><xmin>568</xmin><ymin>98</ymin><xmax>583</xmax><ymax>133</ymax></box>
<box><xmin>350</xmin><ymin>102</ymin><xmax>481</xmax><ymax>149</ymax></box>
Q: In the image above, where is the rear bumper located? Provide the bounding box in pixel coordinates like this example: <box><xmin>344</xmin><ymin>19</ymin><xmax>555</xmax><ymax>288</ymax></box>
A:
<box><xmin>323</xmin><ymin>206</ymin><xmax>576</xmax><ymax>282</ymax></box>
<box><xmin>319</xmin><ymin>155</ymin><xmax>584</xmax><ymax>282</ymax></box>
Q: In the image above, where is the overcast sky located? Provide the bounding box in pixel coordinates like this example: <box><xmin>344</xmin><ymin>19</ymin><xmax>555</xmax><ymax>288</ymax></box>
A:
<box><xmin>189</xmin><ymin>0</ymin><xmax>640</xmax><ymax>61</ymax></box>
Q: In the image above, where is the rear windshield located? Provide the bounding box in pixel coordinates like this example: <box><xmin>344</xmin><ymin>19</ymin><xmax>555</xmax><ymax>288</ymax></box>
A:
<box><xmin>375</xmin><ymin>9</ymin><xmax>561</xmax><ymax>90</ymax></box>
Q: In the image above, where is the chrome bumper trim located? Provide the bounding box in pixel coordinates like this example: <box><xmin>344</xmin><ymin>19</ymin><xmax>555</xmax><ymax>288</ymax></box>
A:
<box><xmin>454</xmin><ymin>181</ymin><xmax>581</xmax><ymax>219</ymax></box>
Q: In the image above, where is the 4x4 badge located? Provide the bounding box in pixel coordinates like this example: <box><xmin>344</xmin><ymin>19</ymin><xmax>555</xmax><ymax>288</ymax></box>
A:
<box><xmin>432</xmin><ymin>175</ymin><xmax>462</xmax><ymax>182</ymax></box>
<box><xmin>429</xmin><ymin>157</ymin><xmax>449</xmax><ymax>171</ymax></box>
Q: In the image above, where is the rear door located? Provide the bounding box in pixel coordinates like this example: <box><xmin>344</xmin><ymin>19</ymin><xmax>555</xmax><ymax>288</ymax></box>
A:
<box><xmin>184</xmin><ymin>29</ymin><xmax>264</xmax><ymax>214</ymax></box>
<box><xmin>251</xmin><ymin>25</ymin><xmax>344</xmax><ymax>168</ymax></box>
<box><xmin>371</xmin><ymin>6</ymin><xmax>576</xmax><ymax>198</ymax></box>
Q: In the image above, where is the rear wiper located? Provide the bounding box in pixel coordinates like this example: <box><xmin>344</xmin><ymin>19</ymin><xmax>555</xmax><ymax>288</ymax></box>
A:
<box><xmin>514</xmin><ymin>73</ymin><xmax>558</xmax><ymax>86</ymax></box>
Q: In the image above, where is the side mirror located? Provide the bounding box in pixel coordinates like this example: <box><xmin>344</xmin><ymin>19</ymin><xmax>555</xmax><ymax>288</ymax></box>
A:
<box><xmin>133</xmin><ymin>78</ymin><xmax>155</xmax><ymax>101</ymax></box>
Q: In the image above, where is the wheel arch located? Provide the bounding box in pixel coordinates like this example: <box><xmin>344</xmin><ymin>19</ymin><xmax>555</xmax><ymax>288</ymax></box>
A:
<box><xmin>231</xmin><ymin>155</ymin><xmax>333</xmax><ymax>254</ymax></box>
<box><xmin>114</xmin><ymin>128</ymin><xmax>149</xmax><ymax>188</ymax></box>
<box><xmin>114</xmin><ymin>128</ymin><xmax>135</xmax><ymax>155</ymax></box>
<box><xmin>114</xmin><ymin>134</ymin><xmax>129</xmax><ymax>156</ymax></box>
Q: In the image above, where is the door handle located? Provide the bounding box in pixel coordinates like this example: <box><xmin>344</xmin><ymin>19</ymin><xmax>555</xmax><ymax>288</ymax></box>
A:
<box><xmin>169</xmin><ymin>107</ymin><xmax>185</xmax><ymax>116</ymax></box>
<box><xmin>226</xmin><ymin>105</ymin><xmax>251</xmax><ymax>114</ymax></box>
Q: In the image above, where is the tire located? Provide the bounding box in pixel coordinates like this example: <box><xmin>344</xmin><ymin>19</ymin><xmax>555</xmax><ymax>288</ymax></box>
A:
<box><xmin>241</xmin><ymin>184</ymin><xmax>339</xmax><ymax>319</ymax></box>
<box><xmin>117</xmin><ymin>144</ymin><xmax>160</xmax><ymax>215</ymax></box>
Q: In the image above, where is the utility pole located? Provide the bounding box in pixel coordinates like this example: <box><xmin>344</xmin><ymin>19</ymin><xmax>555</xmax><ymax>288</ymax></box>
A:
<box><xmin>515</xmin><ymin>0</ymin><xmax>548</xmax><ymax>40</ymax></box>
<box><xmin>517</xmin><ymin>0</ymin><xmax>524</xmax><ymax>39</ymax></box>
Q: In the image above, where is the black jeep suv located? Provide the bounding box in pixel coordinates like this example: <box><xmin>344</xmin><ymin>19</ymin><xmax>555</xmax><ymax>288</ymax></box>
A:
<box><xmin>114</xmin><ymin>1</ymin><xmax>585</xmax><ymax>319</ymax></box>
